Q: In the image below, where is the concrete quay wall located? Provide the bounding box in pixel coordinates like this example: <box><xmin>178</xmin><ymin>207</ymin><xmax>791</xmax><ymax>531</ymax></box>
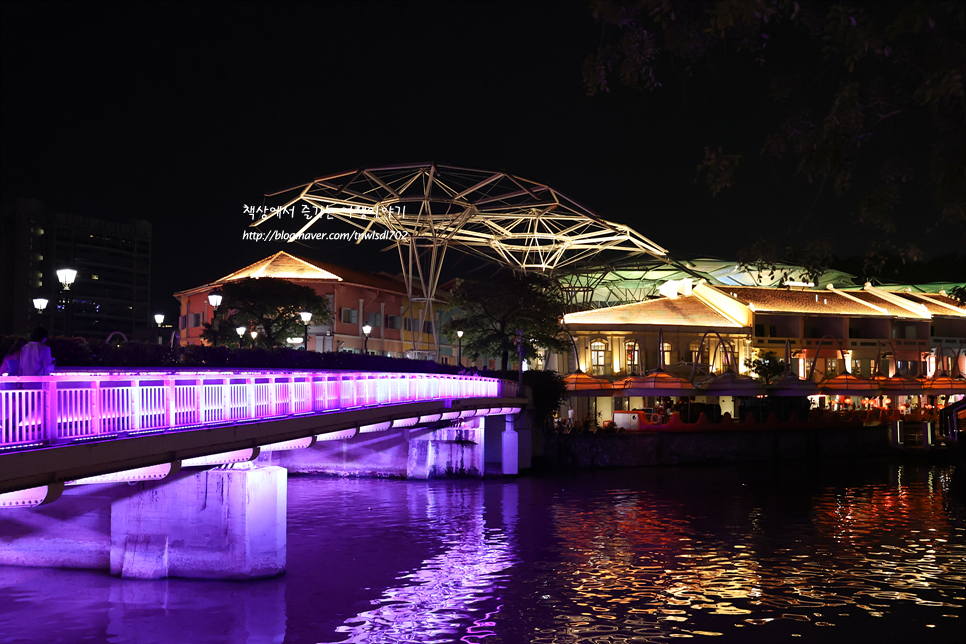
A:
<box><xmin>543</xmin><ymin>425</ymin><xmax>894</xmax><ymax>468</ymax></box>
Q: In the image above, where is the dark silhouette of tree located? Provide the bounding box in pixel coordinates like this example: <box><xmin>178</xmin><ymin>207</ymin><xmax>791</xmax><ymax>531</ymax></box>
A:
<box><xmin>442</xmin><ymin>272</ymin><xmax>568</xmax><ymax>371</ymax></box>
<box><xmin>201</xmin><ymin>278</ymin><xmax>332</xmax><ymax>348</ymax></box>
<box><xmin>585</xmin><ymin>0</ymin><xmax>964</xmax><ymax>277</ymax></box>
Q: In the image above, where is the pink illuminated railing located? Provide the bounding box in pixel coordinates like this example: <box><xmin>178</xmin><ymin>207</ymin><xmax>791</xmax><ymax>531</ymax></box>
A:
<box><xmin>0</xmin><ymin>370</ymin><xmax>513</xmax><ymax>449</ymax></box>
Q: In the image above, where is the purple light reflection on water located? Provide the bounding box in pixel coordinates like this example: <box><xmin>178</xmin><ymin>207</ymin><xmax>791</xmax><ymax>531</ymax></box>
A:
<box><xmin>1</xmin><ymin>462</ymin><xmax>964</xmax><ymax>643</ymax></box>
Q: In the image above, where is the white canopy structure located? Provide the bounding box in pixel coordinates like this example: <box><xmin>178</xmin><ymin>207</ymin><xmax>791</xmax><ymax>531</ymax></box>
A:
<box><xmin>253</xmin><ymin>163</ymin><xmax>667</xmax><ymax>351</ymax></box>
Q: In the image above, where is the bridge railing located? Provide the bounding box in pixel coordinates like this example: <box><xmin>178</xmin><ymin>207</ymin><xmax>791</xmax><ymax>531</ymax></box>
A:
<box><xmin>0</xmin><ymin>371</ymin><xmax>513</xmax><ymax>449</ymax></box>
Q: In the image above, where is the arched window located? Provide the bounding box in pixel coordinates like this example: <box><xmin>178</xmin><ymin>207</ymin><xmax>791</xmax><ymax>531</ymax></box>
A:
<box><xmin>590</xmin><ymin>340</ymin><xmax>609</xmax><ymax>376</ymax></box>
<box><xmin>625</xmin><ymin>340</ymin><xmax>640</xmax><ymax>374</ymax></box>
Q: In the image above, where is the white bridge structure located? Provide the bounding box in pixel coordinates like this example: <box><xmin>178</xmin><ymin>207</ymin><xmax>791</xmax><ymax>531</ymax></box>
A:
<box><xmin>0</xmin><ymin>369</ymin><xmax>527</xmax><ymax>580</ymax></box>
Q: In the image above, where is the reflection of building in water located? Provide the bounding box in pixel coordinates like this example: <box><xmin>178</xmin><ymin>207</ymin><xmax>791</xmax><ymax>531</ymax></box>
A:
<box><xmin>335</xmin><ymin>485</ymin><xmax>519</xmax><ymax>643</ymax></box>
<box><xmin>550</xmin><ymin>490</ymin><xmax>762</xmax><ymax>637</ymax></box>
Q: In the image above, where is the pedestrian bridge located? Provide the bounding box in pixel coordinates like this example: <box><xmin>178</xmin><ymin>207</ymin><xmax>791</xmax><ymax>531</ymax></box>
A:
<box><xmin>0</xmin><ymin>369</ymin><xmax>526</xmax><ymax>498</ymax></box>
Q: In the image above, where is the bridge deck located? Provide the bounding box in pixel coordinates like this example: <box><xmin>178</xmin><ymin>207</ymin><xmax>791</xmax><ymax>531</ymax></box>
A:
<box><xmin>0</xmin><ymin>370</ymin><xmax>524</xmax><ymax>492</ymax></box>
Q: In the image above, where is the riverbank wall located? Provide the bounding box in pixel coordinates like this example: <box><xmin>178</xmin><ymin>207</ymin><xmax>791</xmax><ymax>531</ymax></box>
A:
<box><xmin>541</xmin><ymin>424</ymin><xmax>938</xmax><ymax>468</ymax></box>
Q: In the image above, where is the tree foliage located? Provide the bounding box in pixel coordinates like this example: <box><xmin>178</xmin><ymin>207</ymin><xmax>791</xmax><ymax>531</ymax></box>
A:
<box><xmin>585</xmin><ymin>0</ymin><xmax>965</xmax><ymax>275</ymax></box>
<box><xmin>442</xmin><ymin>272</ymin><xmax>569</xmax><ymax>371</ymax></box>
<box><xmin>201</xmin><ymin>278</ymin><xmax>332</xmax><ymax>348</ymax></box>
<box><xmin>743</xmin><ymin>350</ymin><xmax>786</xmax><ymax>384</ymax></box>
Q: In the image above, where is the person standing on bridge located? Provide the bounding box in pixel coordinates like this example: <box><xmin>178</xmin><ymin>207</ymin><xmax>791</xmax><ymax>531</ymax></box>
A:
<box><xmin>1</xmin><ymin>338</ymin><xmax>27</xmax><ymax>376</ymax></box>
<box><xmin>18</xmin><ymin>327</ymin><xmax>55</xmax><ymax>376</ymax></box>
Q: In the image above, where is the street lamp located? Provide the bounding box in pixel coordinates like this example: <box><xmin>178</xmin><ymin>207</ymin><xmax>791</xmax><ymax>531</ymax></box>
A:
<box><xmin>207</xmin><ymin>288</ymin><xmax>224</xmax><ymax>346</ymax></box>
<box><xmin>250</xmin><ymin>330</ymin><xmax>258</xmax><ymax>348</ymax></box>
<box><xmin>154</xmin><ymin>314</ymin><xmax>164</xmax><ymax>345</ymax></box>
<box><xmin>362</xmin><ymin>324</ymin><xmax>372</xmax><ymax>354</ymax></box>
<box><xmin>56</xmin><ymin>268</ymin><xmax>77</xmax><ymax>336</ymax></box>
<box><xmin>457</xmin><ymin>330</ymin><xmax>463</xmax><ymax>367</ymax></box>
<box><xmin>56</xmin><ymin>269</ymin><xmax>77</xmax><ymax>290</ymax></box>
<box><xmin>236</xmin><ymin>326</ymin><xmax>246</xmax><ymax>348</ymax></box>
<box><xmin>300</xmin><ymin>311</ymin><xmax>312</xmax><ymax>351</ymax></box>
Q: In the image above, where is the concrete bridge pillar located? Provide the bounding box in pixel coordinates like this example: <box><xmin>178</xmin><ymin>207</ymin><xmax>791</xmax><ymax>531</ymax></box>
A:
<box><xmin>502</xmin><ymin>416</ymin><xmax>519</xmax><ymax>475</ymax></box>
<box><xmin>407</xmin><ymin>421</ymin><xmax>483</xmax><ymax>479</ymax></box>
<box><xmin>0</xmin><ymin>465</ymin><xmax>287</xmax><ymax>580</ymax></box>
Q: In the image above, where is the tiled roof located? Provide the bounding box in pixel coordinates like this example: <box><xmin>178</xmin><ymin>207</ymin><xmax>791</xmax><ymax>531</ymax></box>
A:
<box><xmin>896</xmin><ymin>292</ymin><xmax>966</xmax><ymax>317</ymax></box>
<box><xmin>176</xmin><ymin>251</ymin><xmax>418</xmax><ymax>297</ymax></box>
<box><xmin>564</xmin><ymin>296</ymin><xmax>743</xmax><ymax>328</ymax></box>
<box><xmin>847</xmin><ymin>290</ymin><xmax>927</xmax><ymax>318</ymax></box>
<box><xmin>720</xmin><ymin>286</ymin><xmax>884</xmax><ymax>316</ymax></box>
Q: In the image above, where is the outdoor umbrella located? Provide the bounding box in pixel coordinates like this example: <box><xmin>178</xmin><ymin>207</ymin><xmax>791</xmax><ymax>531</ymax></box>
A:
<box><xmin>695</xmin><ymin>369</ymin><xmax>766</xmax><ymax>397</ymax></box>
<box><xmin>921</xmin><ymin>372</ymin><xmax>966</xmax><ymax>396</ymax></box>
<box><xmin>819</xmin><ymin>372</ymin><xmax>881</xmax><ymax>397</ymax></box>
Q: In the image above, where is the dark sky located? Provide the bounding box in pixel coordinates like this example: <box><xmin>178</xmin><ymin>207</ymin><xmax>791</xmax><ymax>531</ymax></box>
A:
<box><xmin>1</xmin><ymin>1</ymin><xmax>959</xmax><ymax>318</ymax></box>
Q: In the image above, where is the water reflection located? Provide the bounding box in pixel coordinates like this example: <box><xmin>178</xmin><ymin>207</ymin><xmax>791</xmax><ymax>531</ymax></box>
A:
<box><xmin>334</xmin><ymin>485</ymin><xmax>520</xmax><ymax>644</ymax></box>
<box><xmin>0</xmin><ymin>566</ymin><xmax>286</xmax><ymax>644</ymax></box>
<box><xmin>0</xmin><ymin>463</ymin><xmax>963</xmax><ymax>643</ymax></box>
<box><xmin>525</xmin><ymin>464</ymin><xmax>965</xmax><ymax>643</ymax></box>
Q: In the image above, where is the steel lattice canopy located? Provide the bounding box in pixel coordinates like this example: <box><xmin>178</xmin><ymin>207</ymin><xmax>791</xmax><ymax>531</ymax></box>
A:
<box><xmin>254</xmin><ymin>163</ymin><xmax>667</xmax><ymax>273</ymax></box>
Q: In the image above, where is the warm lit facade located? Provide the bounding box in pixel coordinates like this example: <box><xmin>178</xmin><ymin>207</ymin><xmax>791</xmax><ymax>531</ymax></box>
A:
<box><xmin>173</xmin><ymin>252</ymin><xmax>441</xmax><ymax>357</ymax></box>
<box><xmin>560</xmin><ymin>279</ymin><xmax>966</xmax><ymax>381</ymax></box>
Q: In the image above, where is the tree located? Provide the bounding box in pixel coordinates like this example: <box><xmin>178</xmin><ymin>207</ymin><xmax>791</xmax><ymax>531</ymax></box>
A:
<box><xmin>442</xmin><ymin>272</ymin><xmax>569</xmax><ymax>371</ymax></box>
<box><xmin>584</xmin><ymin>0</ymin><xmax>965</xmax><ymax>276</ymax></box>
<box><xmin>201</xmin><ymin>278</ymin><xmax>332</xmax><ymax>349</ymax></box>
<box><xmin>743</xmin><ymin>350</ymin><xmax>786</xmax><ymax>384</ymax></box>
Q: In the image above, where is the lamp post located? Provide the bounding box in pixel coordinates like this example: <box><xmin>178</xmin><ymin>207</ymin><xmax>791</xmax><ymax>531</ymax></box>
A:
<box><xmin>300</xmin><ymin>311</ymin><xmax>312</xmax><ymax>351</ymax></box>
<box><xmin>236</xmin><ymin>326</ymin><xmax>246</xmax><ymax>348</ymax></box>
<box><xmin>362</xmin><ymin>324</ymin><xmax>372</xmax><ymax>354</ymax></box>
<box><xmin>250</xmin><ymin>330</ymin><xmax>258</xmax><ymax>348</ymax></box>
<box><xmin>457</xmin><ymin>330</ymin><xmax>463</xmax><ymax>367</ymax></box>
<box><xmin>207</xmin><ymin>288</ymin><xmax>224</xmax><ymax>346</ymax></box>
<box><xmin>33</xmin><ymin>298</ymin><xmax>48</xmax><ymax>327</ymax></box>
<box><xmin>56</xmin><ymin>268</ymin><xmax>77</xmax><ymax>336</ymax></box>
<box><xmin>154</xmin><ymin>314</ymin><xmax>164</xmax><ymax>344</ymax></box>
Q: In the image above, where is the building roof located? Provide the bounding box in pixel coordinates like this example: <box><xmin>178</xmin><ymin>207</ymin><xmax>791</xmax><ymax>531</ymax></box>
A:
<box><xmin>846</xmin><ymin>289</ymin><xmax>930</xmax><ymax>319</ymax></box>
<box><xmin>891</xmin><ymin>291</ymin><xmax>966</xmax><ymax>317</ymax></box>
<box><xmin>721</xmin><ymin>286</ymin><xmax>886</xmax><ymax>316</ymax></box>
<box><xmin>174</xmin><ymin>251</ymin><xmax>416</xmax><ymax>297</ymax></box>
<box><xmin>564</xmin><ymin>295</ymin><xmax>743</xmax><ymax>328</ymax></box>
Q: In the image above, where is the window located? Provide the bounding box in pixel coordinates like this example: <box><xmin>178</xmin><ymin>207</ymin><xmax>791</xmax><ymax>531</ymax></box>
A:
<box><xmin>340</xmin><ymin>308</ymin><xmax>358</xmax><ymax>324</ymax></box>
<box><xmin>179</xmin><ymin>315</ymin><xmax>187</xmax><ymax>330</ymax></box>
<box><xmin>625</xmin><ymin>340</ymin><xmax>640</xmax><ymax>373</ymax></box>
<box><xmin>386</xmin><ymin>315</ymin><xmax>401</xmax><ymax>330</ymax></box>
<box><xmin>661</xmin><ymin>342</ymin><xmax>672</xmax><ymax>367</ymax></box>
<box><xmin>190</xmin><ymin>313</ymin><xmax>201</xmax><ymax>328</ymax></box>
<box><xmin>367</xmin><ymin>312</ymin><xmax>382</xmax><ymax>328</ymax></box>
<box><xmin>404</xmin><ymin>318</ymin><xmax>413</xmax><ymax>332</ymax></box>
<box><xmin>590</xmin><ymin>340</ymin><xmax>610</xmax><ymax>376</ymax></box>
<box><xmin>422</xmin><ymin>320</ymin><xmax>433</xmax><ymax>334</ymax></box>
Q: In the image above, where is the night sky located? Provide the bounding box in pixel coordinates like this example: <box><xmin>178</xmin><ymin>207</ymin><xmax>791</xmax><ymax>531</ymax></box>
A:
<box><xmin>2</xmin><ymin>1</ymin><xmax>960</xmax><ymax>319</ymax></box>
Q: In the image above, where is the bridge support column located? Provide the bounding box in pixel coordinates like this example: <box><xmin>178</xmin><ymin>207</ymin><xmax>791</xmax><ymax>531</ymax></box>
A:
<box><xmin>0</xmin><ymin>466</ymin><xmax>286</xmax><ymax>580</ymax></box>
<box><xmin>407</xmin><ymin>421</ymin><xmax>483</xmax><ymax>479</ymax></box>
<box><xmin>111</xmin><ymin>466</ymin><xmax>286</xmax><ymax>579</ymax></box>
<box><xmin>502</xmin><ymin>416</ymin><xmax>519</xmax><ymax>475</ymax></box>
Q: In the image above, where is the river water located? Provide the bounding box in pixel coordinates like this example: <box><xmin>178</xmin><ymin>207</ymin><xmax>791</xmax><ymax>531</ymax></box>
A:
<box><xmin>1</xmin><ymin>460</ymin><xmax>964</xmax><ymax>644</ymax></box>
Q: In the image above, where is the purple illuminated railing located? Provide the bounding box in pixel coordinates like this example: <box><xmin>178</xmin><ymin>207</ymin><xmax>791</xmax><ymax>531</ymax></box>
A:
<box><xmin>0</xmin><ymin>370</ymin><xmax>514</xmax><ymax>449</ymax></box>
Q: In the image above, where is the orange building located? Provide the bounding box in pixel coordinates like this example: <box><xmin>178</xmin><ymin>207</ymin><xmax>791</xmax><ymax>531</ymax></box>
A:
<box><xmin>173</xmin><ymin>251</ymin><xmax>439</xmax><ymax>357</ymax></box>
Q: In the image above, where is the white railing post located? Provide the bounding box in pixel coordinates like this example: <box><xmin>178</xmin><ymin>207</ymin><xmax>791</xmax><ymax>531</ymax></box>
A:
<box><xmin>43</xmin><ymin>380</ymin><xmax>60</xmax><ymax>444</ymax></box>
<box><xmin>162</xmin><ymin>378</ymin><xmax>174</xmax><ymax>429</ymax></box>
<box><xmin>268</xmin><ymin>376</ymin><xmax>277</xmax><ymax>416</ymax></box>
<box><xmin>222</xmin><ymin>377</ymin><xmax>231</xmax><ymax>422</ymax></box>
<box><xmin>129</xmin><ymin>379</ymin><xmax>142</xmax><ymax>432</ymax></box>
<box><xmin>194</xmin><ymin>378</ymin><xmax>204</xmax><ymax>426</ymax></box>
<box><xmin>246</xmin><ymin>378</ymin><xmax>256</xmax><ymax>419</ymax></box>
<box><xmin>90</xmin><ymin>380</ymin><xmax>102</xmax><ymax>436</ymax></box>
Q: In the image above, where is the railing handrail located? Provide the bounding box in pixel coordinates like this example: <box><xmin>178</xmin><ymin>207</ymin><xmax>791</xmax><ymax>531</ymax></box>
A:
<box><xmin>0</xmin><ymin>370</ymin><xmax>520</xmax><ymax>450</ymax></box>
